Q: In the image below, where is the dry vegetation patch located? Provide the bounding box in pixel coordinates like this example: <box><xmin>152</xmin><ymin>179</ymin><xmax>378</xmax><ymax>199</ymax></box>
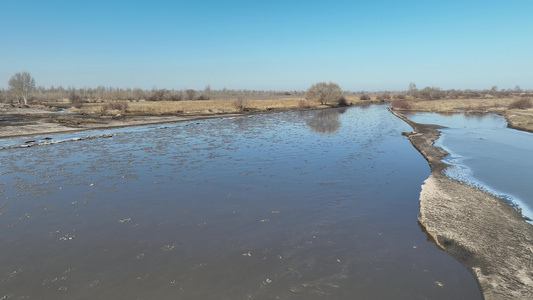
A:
<box><xmin>391</xmin><ymin>97</ymin><xmax>533</xmax><ymax>132</ymax></box>
<box><xmin>66</xmin><ymin>97</ymin><xmax>383</xmax><ymax>116</ymax></box>
<box><xmin>407</xmin><ymin>98</ymin><xmax>514</xmax><ymax>113</ymax></box>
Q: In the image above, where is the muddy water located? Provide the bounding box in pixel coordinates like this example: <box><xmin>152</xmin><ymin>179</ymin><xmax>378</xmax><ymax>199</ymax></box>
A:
<box><xmin>0</xmin><ymin>106</ymin><xmax>481</xmax><ymax>299</ymax></box>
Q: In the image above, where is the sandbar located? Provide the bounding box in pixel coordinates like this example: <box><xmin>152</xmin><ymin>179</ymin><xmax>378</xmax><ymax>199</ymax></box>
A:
<box><xmin>390</xmin><ymin>107</ymin><xmax>533</xmax><ymax>300</ymax></box>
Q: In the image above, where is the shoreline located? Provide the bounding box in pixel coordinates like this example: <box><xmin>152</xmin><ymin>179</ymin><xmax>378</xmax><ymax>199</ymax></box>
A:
<box><xmin>390</xmin><ymin>107</ymin><xmax>533</xmax><ymax>300</ymax></box>
<box><xmin>0</xmin><ymin>109</ymin><xmax>284</xmax><ymax>139</ymax></box>
<box><xmin>3</xmin><ymin>105</ymin><xmax>533</xmax><ymax>298</ymax></box>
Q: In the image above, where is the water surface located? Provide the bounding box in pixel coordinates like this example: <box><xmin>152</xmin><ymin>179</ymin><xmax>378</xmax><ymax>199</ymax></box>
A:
<box><xmin>404</xmin><ymin>111</ymin><xmax>533</xmax><ymax>222</ymax></box>
<box><xmin>0</xmin><ymin>106</ymin><xmax>481</xmax><ymax>299</ymax></box>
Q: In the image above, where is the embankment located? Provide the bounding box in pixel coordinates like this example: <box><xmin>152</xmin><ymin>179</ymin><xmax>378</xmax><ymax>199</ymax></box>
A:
<box><xmin>390</xmin><ymin>107</ymin><xmax>533</xmax><ymax>300</ymax></box>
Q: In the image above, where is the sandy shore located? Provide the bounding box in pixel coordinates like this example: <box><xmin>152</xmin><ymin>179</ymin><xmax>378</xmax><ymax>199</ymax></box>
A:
<box><xmin>391</xmin><ymin>108</ymin><xmax>533</xmax><ymax>300</ymax></box>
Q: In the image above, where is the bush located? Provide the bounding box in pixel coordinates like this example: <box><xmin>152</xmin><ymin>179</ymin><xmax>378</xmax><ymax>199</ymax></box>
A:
<box><xmin>395</xmin><ymin>94</ymin><xmax>406</xmax><ymax>100</ymax></box>
<box><xmin>508</xmin><ymin>98</ymin><xmax>532</xmax><ymax>110</ymax></box>
<box><xmin>101</xmin><ymin>101</ymin><xmax>128</xmax><ymax>114</ymax></box>
<box><xmin>69</xmin><ymin>91</ymin><xmax>84</xmax><ymax>108</ymax></box>
<box><xmin>185</xmin><ymin>89</ymin><xmax>196</xmax><ymax>100</ymax></box>
<box><xmin>337</xmin><ymin>96</ymin><xmax>349</xmax><ymax>107</ymax></box>
<box><xmin>148</xmin><ymin>89</ymin><xmax>166</xmax><ymax>101</ymax></box>
<box><xmin>232</xmin><ymin>97</ymin><xmax>248</xmax><ymax>112</ymax></box>
<box><xmin>376</xmin><ymin>93</ymin><xmax>391</xmax><ymax>101</ymax></box>
<box><xmin>298</xmin><ymin>99</ymin><xmax>313</xmax><ymax>109</ymax></box>
<box><xmin>391</xmin><ymin>100</ymin><xmax>411</xmax><ymax>110</ymax></box>
<box><xmin>360</xmin><ymin>94</ymin><xmax>371</xmax><ymax>100</ymax></box>
<box><xmin>167</xmin><ymin>92</ymin><xmax>182</xmax><ymax>101</ymax></box>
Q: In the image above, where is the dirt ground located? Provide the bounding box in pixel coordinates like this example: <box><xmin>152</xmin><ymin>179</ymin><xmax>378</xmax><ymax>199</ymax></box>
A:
<box><xmin>391</xmin><ymin>108</ymin><xmax>533</xmax><ymax>300</ymax></box>
<box><xmin>0</xmin><ymin>106</ymin><xmax>243</xmax><ymax>139</ymax></box>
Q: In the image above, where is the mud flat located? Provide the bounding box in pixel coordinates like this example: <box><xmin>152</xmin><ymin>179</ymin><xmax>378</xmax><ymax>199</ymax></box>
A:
<box><xmin>390</xmin><ymin>108</ymin><xmax>533</xmax><ymax>299</ymax></box>
<box><xmin>0</xmin><ymin>107</ymin><xmax>242</xmax><ymax>138</ymax></box>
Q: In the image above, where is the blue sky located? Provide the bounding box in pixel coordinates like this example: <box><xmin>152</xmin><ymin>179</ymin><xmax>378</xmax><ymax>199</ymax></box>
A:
<box><xmin>1</xmin><ymin>0</ymin><xmax>532</xmax><ymax>91</ymax></box>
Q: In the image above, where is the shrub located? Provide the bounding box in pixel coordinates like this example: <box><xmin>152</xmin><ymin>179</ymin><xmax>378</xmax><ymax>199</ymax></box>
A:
<box><xmin>69</xmin><ymin>91</ymin><xmax>84</xmax><ymax>108</ymax></box>
<box><xmin>508</xmin><ymin>98</ymin><xmax>532</xmax><ymax>110</ymax></box>
<box><xmin>395</xmin><ymin>94</ymin><xmax>406</xmax><ymax>100</ymax></box>
<box><xmin>337</xmin><ymin>96</ymin><xmax>349</xmax><ymax>107</ymax></box>
<box><xmin>232</xmin><ymin>97</ymin><xmax>248</xmax><ymax>112</ymax></box>
<box><xmin>101</xmin><ymin>101</ymin><xmax>128</xmax><ymax>114</ymax></box>
<box><xmin>148</xmin><ymin>89</ymin><xmax>166</xmax><ymax>101</ymax></box>
<box><xmin>391</xmin><ymin>100</ymin><xmax>411</xmax><ymax>110</ymax></box>
<box><xmin>376</xmin><ymin>93</ymin><xmax>391</xmax><ymax>101</ymax></box>
<box><xmin>298</xmin><ymin>99</ymin><xmax>312</xmax><ymax>109</ymax></box>
<box><xmin>185</xmin><ymin>89</ymin><xmax>196</xmax><ymax>100</ymax></box>
<box><xmin>167</xmin><ymin>92</ymin><xmax>182</xmax><ymax>101</ymax></box>
<box><xmin>360</xmin><ymin>94</ymin><xmax>371</xmax><ymax>100</ymax></box>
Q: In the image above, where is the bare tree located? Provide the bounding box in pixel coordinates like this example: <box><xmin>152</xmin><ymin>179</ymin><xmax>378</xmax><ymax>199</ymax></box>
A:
<box><xmin>408</xmin><ymin>82</ymin><xmax>418</xmax><ymax>98</ymax></box>
<box><xmin>203</xmin><ymin>85</ymin><xmax>212</xmax><ymax>98</ymax></box>
<box><xmin>8</xmin><ymin>72</ymin><xmax>35</xmax><ymax>105</ymax></box>
<box><xmin>185</xmin><ymin>89</ymin><xmax>196</xmax><ymax>100</ymax></box>
<box><xmin>305</xmin><ymin>81</ymin><xmax>343</xmax><ymax>105</ymax></box>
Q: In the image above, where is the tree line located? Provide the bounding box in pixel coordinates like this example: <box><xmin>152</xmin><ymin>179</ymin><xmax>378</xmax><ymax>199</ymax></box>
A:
<box><xmin>0</xmin><ymin>72</ymin><xmax>306</xmax><ymax>106</ymax></box>
<box><xmin>1</xmin><ymin>72</ymin><xmax>531</xmax><ymax>107</ymax></box>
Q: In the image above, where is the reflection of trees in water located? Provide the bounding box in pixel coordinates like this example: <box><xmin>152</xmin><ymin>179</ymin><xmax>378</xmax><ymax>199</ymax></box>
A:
<box><xmin>464</xmin><ymin>113</ymin><xmax>485</xmax><ymax>121</ymax></box>
<box><xmin>306</xmin><ymin>109</ymin><xmax>342</xmax><ymax>134</ymax></box>
<box><xmin>439</xmin><ymin>112</ymin><xmax>456</xmax><ymax>118</ymax></box>
<box><xmin>356</xmin><ymin>103</ymin><xmax>373</xmax><ymax>110</ymax></box>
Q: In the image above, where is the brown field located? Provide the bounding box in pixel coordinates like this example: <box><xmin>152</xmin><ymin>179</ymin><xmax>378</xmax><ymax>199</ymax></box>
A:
<box><xmin>63</xmin><ymin>96</ymin><xmax>381</xmax><ymax>115</ymax></box>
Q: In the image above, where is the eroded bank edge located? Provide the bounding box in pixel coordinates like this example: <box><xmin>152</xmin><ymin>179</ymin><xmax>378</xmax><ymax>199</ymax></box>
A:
<box><xmin>389</xmin><ymin>107</ymin><xmax>533</xmax><ymax>300</ymax></box>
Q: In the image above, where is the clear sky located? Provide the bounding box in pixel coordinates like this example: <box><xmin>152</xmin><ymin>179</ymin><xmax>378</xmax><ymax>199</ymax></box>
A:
<box><xmin>1</xmin><ymin>0</ymin><xmax>532</xmax><ymax>91</ymax></box>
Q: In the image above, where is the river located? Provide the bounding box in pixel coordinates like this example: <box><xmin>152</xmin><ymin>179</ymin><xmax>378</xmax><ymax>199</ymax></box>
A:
<box><xmin>403</xmin><ymin>111</ymin><xmax>533</xmax><ymax>223</ymax></box>
<box><xmin>0</xmin><ymin>105</ymin><xmax>481</xmax><ymax>299</ymax></box>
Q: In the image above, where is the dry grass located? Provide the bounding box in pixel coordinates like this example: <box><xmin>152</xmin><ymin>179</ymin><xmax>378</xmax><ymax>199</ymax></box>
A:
<box><xmin>68</xmin><ymin>98</ymin><xmax>305</xmax><ymax>115</ymax></box>
<box><xmin>400</xmin><ymin>97</ymin><xmax>533</xmax><ymax>132</ymax></box>
<box><xmin>67</xmin><ymin>96</ymin><xmax>384</xmax><ymax>116</ymax></box>
<box><xmin>404</xmin><ymin>98</ymin><xmax>519</xmax><ymax>113</ymax></box>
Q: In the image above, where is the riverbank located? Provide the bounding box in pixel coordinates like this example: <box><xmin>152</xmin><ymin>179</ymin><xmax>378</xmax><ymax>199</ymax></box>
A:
<box><xmin>390</xmin><ymin>108</ymin><xmax>533</xmax><ymax>300</ymax></box>
<box><xmin>0</xmin><ymin>99</ymin><xmax>371</xmax><ymax>139</ymax></box>
<box><xmin>0</xmin><ymin>107</ymin><xmax>245</xmax><ymax>138</ymax></box>
<box><xmin>405</xmin><ymin>97</ymin><xmax>533</xmax><ymax>132</ymax></box>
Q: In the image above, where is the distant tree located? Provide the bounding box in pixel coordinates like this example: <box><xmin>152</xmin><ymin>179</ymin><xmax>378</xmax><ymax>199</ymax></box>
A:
<box><xmin>68</xmin><ymin>90</ymin><xmax>83</xmax><ymax>108</ymax></box>
<box><xmin>408</xmin><ymin>82</ymin><xmax>418</xmax><ymax>98</ymax></box>
<box><xmin>148</xmin><ymin>89</ymin><xmax>167</xmax><ymax>101</ymax></box>
<box><xmin>376</xmin><ymin>93</ymin><xmax>391</xmax><ymax>101</ymax></box>
<box><xmin>305</xmin><ymin>81</ymin><xmax>343</xmax><ymax>105</ymax></box>
<box><xmin>203</xmin><ymin>85</ymin><xmax>212</xmax><ymax>98</ymax></box>
<box><xmin>185</xmin><ymin>89</ymin><xmax>196</xmax><ymax>100</ymax></box>
<box><xmin>8</xmin><ymin>71</ymin><xmax>35</xmax><ymax>105</ymax></box>
<box><xmin>132</xmin><ymin>88</ymin><xmax>145</xmax><ymax>101</ymax></box>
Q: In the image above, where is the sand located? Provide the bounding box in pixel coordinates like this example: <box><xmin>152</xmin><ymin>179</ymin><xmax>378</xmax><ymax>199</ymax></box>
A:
<box><xmin>391</xmin><ymin>108</ymin><xmax>533</xmax><ymax>299</ymax></box>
